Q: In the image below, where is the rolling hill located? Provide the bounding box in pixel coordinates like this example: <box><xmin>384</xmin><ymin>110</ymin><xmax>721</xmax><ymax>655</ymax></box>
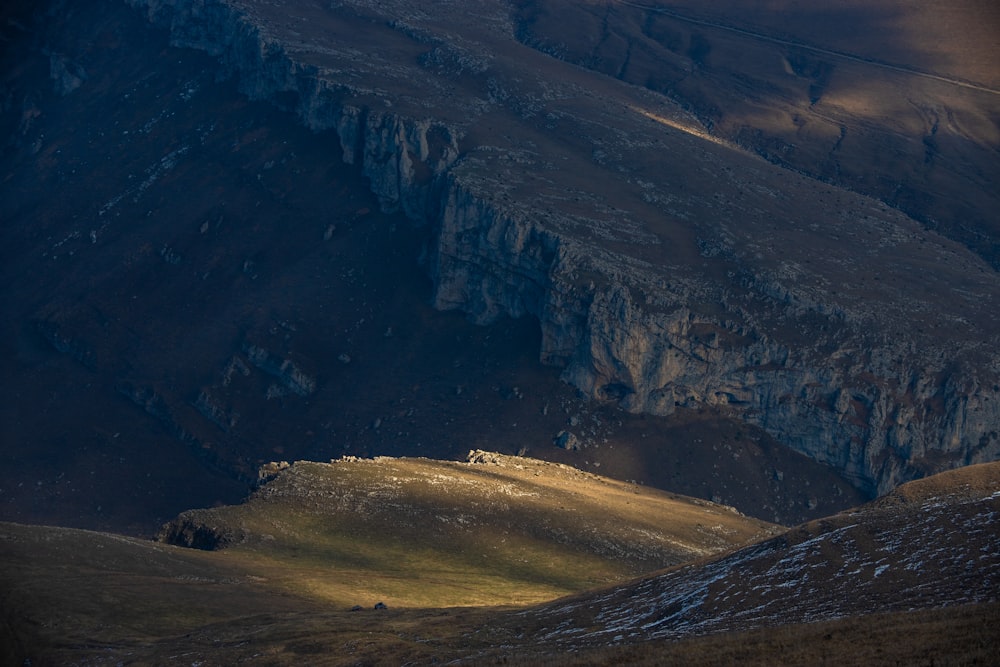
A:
<box><xmin>0</xmin><ymin>451</ymin><xmax>777</xmax><ymax>665</ymax></box>
<box><xmin>1</xmin><ymin>457</ymin><xmax>996</xmax><ymax>665</ymax></box>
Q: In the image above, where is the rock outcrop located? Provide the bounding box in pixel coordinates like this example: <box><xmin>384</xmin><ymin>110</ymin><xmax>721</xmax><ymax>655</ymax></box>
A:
<box><xmin>128</xmin><ymin>0</ymin><xmax>1000</xmax><ymax>495</ymax></box>
<box><xmin>158</xmin><ymin>513</ymin><xmax>245</xmax><ymax>550</ymax></box>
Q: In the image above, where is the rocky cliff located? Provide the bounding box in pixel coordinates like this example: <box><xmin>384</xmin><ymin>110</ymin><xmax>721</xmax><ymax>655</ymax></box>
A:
<box><xmin>128</xmin><ymin>0</ymin><xmax>1000</xmax><ymax>495</ymax></box>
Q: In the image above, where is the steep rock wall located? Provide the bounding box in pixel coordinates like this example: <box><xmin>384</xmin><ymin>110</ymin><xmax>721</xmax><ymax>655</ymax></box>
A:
<box><xmin>128</xmin><ymin>0</ymin><xmax>1000</xmax><ymax>495</ymax></box>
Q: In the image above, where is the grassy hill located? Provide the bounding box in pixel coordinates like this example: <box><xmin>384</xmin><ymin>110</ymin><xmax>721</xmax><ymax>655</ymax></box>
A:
<box><xmin>0</xmin><ymin>451</ymin><xmax>777</xmax><ymax>665</ymax></box>
<box><xmin>2</xmin><ymin>457</ymin><xmax>997</xmax><ymax>665</ymax></box>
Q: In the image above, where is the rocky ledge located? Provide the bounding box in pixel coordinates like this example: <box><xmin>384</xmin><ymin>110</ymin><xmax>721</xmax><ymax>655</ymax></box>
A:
<box><xmin>129</xmin><ymin>0</ymin><xmax>1000</xmax><ymax>494</ymax></box>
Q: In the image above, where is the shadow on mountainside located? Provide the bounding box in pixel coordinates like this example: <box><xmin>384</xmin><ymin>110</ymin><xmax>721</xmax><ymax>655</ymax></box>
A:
<box><xmin>0</xmin><ymin>0</ymin><xmax>868</xmax><ymax>535</ymax></box>
<box><xmin>513</xmin><ymin>0</ymin><xmax>1000</xmax><ymax>268</ymax></box>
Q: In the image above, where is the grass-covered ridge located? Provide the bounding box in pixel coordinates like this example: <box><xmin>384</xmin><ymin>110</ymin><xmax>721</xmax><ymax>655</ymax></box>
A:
<box><xmin>160</xmin><ymin>451</ymin><xmax>780</xmax><ymax>608</ymax></box>
<box><xmin>0</xmin><ymin>451</ymin><xmax>777</xmax><ymax>665</ymax></box>
<box><xmin>3</xmin><ymin>458</ymin><xmax>996</xmax><ymax>666</ymax></box>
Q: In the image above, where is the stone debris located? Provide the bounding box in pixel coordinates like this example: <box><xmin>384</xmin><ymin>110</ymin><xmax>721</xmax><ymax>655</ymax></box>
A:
<box><xmin>554</xmin><ymin>431</ymin><xmax>580</xmax><ymax>451</ymax></box>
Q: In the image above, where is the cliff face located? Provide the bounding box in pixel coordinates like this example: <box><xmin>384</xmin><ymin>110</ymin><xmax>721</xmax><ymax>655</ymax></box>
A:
<box><xmin>129</xmin><ymin>0</ymin><xmax>1000</xmax><ymax>495</ymax></box>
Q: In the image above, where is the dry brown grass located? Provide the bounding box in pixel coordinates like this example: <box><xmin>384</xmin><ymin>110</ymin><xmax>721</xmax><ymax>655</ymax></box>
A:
<box><xmin>487</xmin><ymin>602</ymin><xmax>1000</xmax><ymax>666</ymax></box>
<box><xmin>3</xmin><ymin>460</ymin><xmax>997</xmax><ymax>666</ymax></box>
<box><xmin>0</xmin><ymin>453</ymin><xmax>778</xmax><ymax>665</ymax></box>
<box><xmin>158</xmin><ymin>454</ymin><xmax>779</xmax><ymax>608</ymax></box>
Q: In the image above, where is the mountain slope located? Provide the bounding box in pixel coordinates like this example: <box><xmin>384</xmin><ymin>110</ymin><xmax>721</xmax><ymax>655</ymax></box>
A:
<box><xmin>516</xmin><ymin>460</ymin><xmax>1000</xmax><ymax>651</ymax></box>
<box><xmin>515</xmin><ymin>0</ymin><xmax>1000</xmax><ymax>267</ymax></box>
<box><xmin>127</xmin><ymin>0</ymin><xmax>1000</xmax><ymax>495</ymax></box>
<box><xmin>0</xmin><ymin>0</ymin><xmax>869</xmax><ymax>536</ymax></box>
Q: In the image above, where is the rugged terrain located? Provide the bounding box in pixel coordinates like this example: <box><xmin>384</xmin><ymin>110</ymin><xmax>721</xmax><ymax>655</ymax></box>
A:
<box><xmin>3</xmin><ymin>1</ymin><xmax>998</xmax><ymax>663</ymax></box>
<box><xmin>1</xmin><ymin>457</ymin><xmax>996</xmax><ymax>665</ymax></box>
<box><xmin>115</xmin><ymin>0</ymin><xmax>1000</xmax><ymax>497</ymax></box>
<box><xmin>2</xmin><ymin>0</ymin><xmax>998</xmax><ymax>550</ymax></box>
<box><xmin>3</xmin><ymin>0</ymin><xmax>898</xmax><ymax>537</ymax></box>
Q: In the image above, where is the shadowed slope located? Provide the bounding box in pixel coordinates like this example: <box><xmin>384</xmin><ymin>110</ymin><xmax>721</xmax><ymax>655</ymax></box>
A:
<box><xmin>517</xmin><ymin>460</ymin><xmax>1000</xmax><ymax>650</ymax></box>
<box><xmin>0</xmin><ymin>0</ymin><xmax>870</xmax><ymax>537</ymax></box>
<box><xmin>514</xmin><ymin>0</ymin><xmax>1000</xmax><ymax>266</ymax></box>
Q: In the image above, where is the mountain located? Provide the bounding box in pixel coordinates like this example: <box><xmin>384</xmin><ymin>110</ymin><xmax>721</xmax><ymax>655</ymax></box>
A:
<box><xmin>119</xmin><ymin>0</ymin><xmax>1000</xmax><ymax>498</ymax></box>
<box><xmin>8</xmin><ymin>0</ymin><xmax>927</xmax><ymax>537</ymax></box>
<box><xmin>1</xmin><ymin>457</ymin><xmax>996</xmax><ymax>665</ymax></box>
<box><xmin>3</xmin><ymin>1</ymin><xmax>997</xmax><ymax>663</ymax></box>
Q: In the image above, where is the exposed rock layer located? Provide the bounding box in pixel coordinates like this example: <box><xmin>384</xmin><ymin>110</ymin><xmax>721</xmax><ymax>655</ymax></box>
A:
<box><xmin>129</xmin><ymin>0</ymin><xmax>1000</xmax><ymax>494</ymax></box>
